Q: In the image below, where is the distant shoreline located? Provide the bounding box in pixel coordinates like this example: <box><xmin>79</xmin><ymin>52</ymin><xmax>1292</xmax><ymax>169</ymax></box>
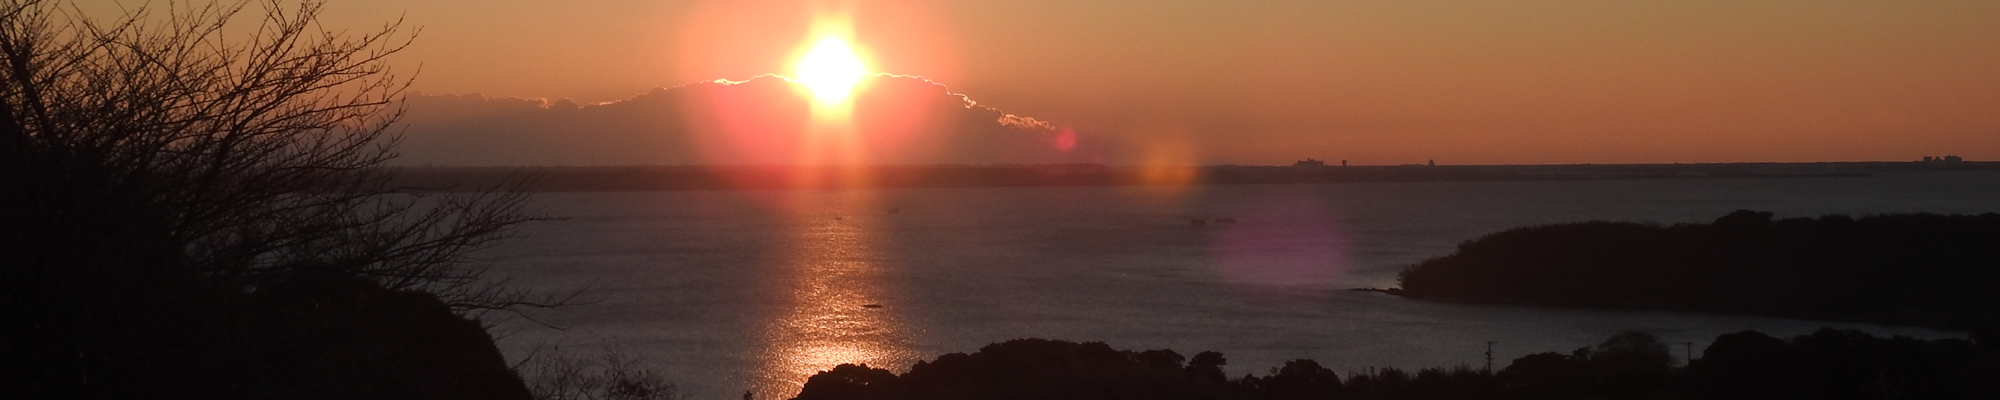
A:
<box><xmin>1352</xmin><ymin>288</ymin><xmax>1960</xmax><ymax>332</ymax></box>
<box><xmin>391</xmin><ymin>161</ymin><xmax>1999</xmax><ymax>192</ymax></box>
<box><xmin>1386</xmin><ymin>210</ymin><xmax>2000</xmax><ymax>331</ymax></box>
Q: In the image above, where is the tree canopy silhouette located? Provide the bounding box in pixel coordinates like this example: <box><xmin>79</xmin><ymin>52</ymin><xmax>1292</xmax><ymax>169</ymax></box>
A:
<box><xmin>793</xmin><ymin>331</ymin><xmax>1998</xmax><ymax>400</ymax></box>
<box><xmin>1394</xmin><ymin>210</ymin><xmax>2000</xmax><ymax>329</ymax></box>
<box><xmin>0</xmin><ymin>0</ymin><xmax>552</xmax><ymax>397</ymax></box>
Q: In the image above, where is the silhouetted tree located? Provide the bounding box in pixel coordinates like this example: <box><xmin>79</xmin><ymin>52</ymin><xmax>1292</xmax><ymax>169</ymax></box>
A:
<box><xmin>1137</xmin><ymin>349</ymin><xmax>1189</xmax><ymax>370</ymax></box>
<box><xmin>514</xmin><ymin>346</ymin><xmax>685</xmax><ymax>400</ymax></box>
<box><xmin>1676</xmin><ymin>328</ymin><xmax>1998</xmax><ymax>400</ymax></box>
<box><xmin>1189</xmin><ymin>351</ymin><xmax>1232</xmax><ymax>382</ymax></box>
<box><xmin>1243</xmin><ymin>359</ymin><xmax>1342</xmax><ymax>399</ymax></box>
<box><xmin>1499</xmin><ymin>352</ymin><xmax>1587</xmax><ymax>398</ymax></box>
<box><xmin>795</xmin><ymin>339</ymin><xmax>1243</xmax><ymax>400</ymax></box>
<box><xmin>791</xmin><ymin>332</ymin><xmax>1999</xmax><ymax>400</ymax></box>
<box><xmin>1584</xmin><ymin>331</ymin><xmax>1676</xmax><ymax>398</ymax></box>
<box><xmin>794</xmin><ymin>364</ymin><xmax>901</xmax><ymax>400</ymax></box>
<box><xmin>1676</xmin><ymin>330</ymin><xmax>1808</xmax><ymax>399</ymax></box>
<box><xmin>0</xmin><ymin>0</ymin><xmax>553</xmax><ymax>397</ymax></box>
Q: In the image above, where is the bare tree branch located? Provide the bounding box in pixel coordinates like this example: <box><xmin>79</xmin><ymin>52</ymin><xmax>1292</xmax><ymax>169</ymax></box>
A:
<box><xmin>0</xmin><ymin>0</ymin><xmax>560</xmax><ymax>314</ymax></box>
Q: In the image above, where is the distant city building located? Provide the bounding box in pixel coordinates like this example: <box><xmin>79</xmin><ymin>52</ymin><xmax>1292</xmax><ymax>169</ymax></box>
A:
<box><xmin>1921</xmin><ymin>155</ymin><xmax>1965</xmax><ymax>164</ymax></box>
<box><xmin>1428</xmin><ymin>159</ymin><xmax>1436</xmax><ymax>166</ymax></box>
<box><xmin>1292</xmin><ymin>158</ymin><xmax>1327</xmax><ymax>168</ymax></box>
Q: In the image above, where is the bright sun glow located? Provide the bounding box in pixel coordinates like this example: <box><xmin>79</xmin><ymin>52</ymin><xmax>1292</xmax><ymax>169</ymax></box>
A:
<box><xmin>794</xmin><ymin>37</ymin><xmax>868</xmax><ymax>104</ymax></box>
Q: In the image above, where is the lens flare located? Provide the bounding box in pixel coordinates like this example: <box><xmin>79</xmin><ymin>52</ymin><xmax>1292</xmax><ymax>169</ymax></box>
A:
<box><xmin>794</xmin><ymin>37</ymin><xmax>868</xmax><ymax>104</ymax></box>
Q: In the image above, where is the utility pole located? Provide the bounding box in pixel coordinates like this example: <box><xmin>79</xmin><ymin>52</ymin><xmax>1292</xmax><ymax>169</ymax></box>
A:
<box><xmin>1485</xmin><ymin>341</ymin><xmax>1497</xmax><ymax>374</ymax></box>
<box><xmin>1683</xmin><ymin>342</ymin><xmax>1694</xmax><ymax>365</ymax></box>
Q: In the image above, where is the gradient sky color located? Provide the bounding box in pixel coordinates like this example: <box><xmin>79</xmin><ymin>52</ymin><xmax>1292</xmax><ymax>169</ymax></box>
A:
<box><xmin>93</xmin><ymin>0</ymin><xmax>2000</xmax><ymax>165</ymax></box>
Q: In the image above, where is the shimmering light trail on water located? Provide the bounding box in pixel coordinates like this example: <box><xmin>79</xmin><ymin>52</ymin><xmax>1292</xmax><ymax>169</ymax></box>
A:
<box><xmin>751</xmin><ymin>198</ymin><xmax>916</xmax><ymax>399</ymax></box>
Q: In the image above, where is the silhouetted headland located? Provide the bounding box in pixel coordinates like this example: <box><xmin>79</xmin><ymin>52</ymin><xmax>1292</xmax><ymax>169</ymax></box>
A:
<box><xmin>391</xmin><ymin>161</ymin><xmax>1999</xmax><ymax>192</ymax></box>
<box><xmin>791</xmin><ymin>328</ymin><xmax>1998</xmax><ymax>400</ymax></box>
<box><xmin>1379</xmin><ymin>210</ymin><xmax>2000</xmax><ymax>330</ymax></box>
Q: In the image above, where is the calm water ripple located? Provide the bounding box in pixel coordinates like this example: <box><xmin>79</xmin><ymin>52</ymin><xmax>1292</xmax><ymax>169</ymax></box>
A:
<box><xmin>487</xmin><ymin>172</ymin><xmax>1999</xmax><ymax>399</ymax></box>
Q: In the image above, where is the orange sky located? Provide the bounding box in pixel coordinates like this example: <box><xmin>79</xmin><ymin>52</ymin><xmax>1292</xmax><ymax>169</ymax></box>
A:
<box><xmin>93</xmin><ymin>0</ymin><xmax>2000</xmax><ymax>165</ymax></box>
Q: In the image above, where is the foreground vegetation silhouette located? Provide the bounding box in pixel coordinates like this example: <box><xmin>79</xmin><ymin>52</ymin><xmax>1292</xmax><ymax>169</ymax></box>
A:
<box><xmin>793</xmin><ymin>329</ymin><xmax>1997</xmax><ymax>400</ymax></box>
<box><xmin>1392</xmin><ymin>210</ymin><xmax>2000</xmax><ymax>330</ymax></box>
<box><xmin>0</xmin><ymin>1</ymin><xmax>631</xmax><ymax>398</ymax></box>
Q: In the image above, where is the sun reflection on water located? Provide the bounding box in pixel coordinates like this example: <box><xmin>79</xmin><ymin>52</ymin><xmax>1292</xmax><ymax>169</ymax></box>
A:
<box><xmin>751</xmin><ymin>201</ymin><xmax>915</xmax><ymax>399</ymax></box>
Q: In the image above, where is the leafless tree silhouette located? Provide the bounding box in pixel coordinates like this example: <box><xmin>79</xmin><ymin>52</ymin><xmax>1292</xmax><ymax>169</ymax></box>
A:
<box><xmin>0</xmin><ymin>0</ymin><xmax>562</xmax><ymax>311</ymax></box>
<box><xmin>0</xmin><ymin>0</ymin><xmax>558</xmax><ymax>397</ymax></box>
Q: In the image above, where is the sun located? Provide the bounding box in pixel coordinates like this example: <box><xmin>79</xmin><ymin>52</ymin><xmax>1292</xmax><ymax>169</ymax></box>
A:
<box><xmin>794</xmin><ymin>37</ymin><xmax>868</xmax><ymax>104</ymax></box>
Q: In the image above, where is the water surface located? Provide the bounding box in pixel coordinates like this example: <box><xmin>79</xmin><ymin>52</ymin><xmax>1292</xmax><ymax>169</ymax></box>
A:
<box><xmin>487</xmin><ymin>172</ymin><xmax>1998</xmax><ymax>399</ymax></box>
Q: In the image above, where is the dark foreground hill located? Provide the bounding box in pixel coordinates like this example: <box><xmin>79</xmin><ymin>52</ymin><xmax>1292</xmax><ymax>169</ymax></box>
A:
<box><xmin>792</xmin><ymin>329</ymin><xmax>1999</xmax><ymax>400</ymax></box>
<box><xmin>1389</xmin><ymin>210</ymin><xmax>2000</xmax><ymax>330</ymax></box>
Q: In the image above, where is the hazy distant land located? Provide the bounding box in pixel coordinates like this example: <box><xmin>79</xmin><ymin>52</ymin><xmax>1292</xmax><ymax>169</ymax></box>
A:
<box><xmin>394</xmin><ymin>160</ymin><xmax>1998</xmax><ymax>192</ymax></box>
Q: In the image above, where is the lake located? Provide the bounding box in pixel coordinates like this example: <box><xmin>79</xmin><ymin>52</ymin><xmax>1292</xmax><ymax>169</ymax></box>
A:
<box><xmin>484</xmin><ymin>171</ymin><xmax>1998</xmax><ymax>399</ymax></box>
